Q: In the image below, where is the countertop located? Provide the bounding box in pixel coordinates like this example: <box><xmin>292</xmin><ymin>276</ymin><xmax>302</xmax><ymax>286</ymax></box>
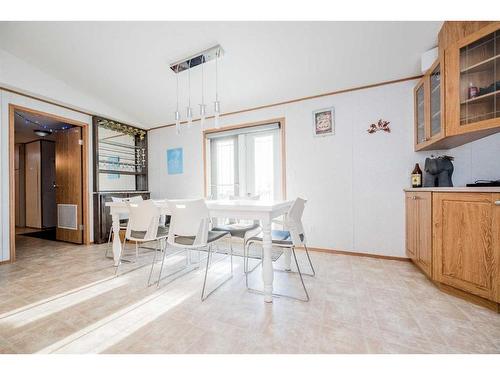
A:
<box><xmin>404</xmin><ymin>187</ymin><xmax>500</xmax><ymax>193</ymax></box>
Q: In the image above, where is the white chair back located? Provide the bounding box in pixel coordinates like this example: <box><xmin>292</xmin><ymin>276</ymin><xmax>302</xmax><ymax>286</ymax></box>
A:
<box><xmin>125</xmin><ymin>199</ymin><xmax>161</xmax><ymax>241</ymax></box>
<box><xmin>285</xmin><ymin>198</ymin><xmax>307</xmax><ymax>246</ymax></box>
<box><xmin>167</xmin><ymin>199</ymin><xmax>210</xmax><ymax>247</ymax></box>
<box><xmin>128</xmin><ymin>195</ymin><xmax>144</xmax><ymax>202</ymax></box>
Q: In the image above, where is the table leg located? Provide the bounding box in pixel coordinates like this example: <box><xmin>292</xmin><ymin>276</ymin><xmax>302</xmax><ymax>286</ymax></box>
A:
<box><xmin>111</xmin><ymin>213</ymin><xmax>122</xmax><ymax>266</ymax></box>
<box><xmin>283</xmin><ymin>248</ymin><xmax>292</xmax><ymax>271</ymax></box>
<box><xmin>262</xmin><ymin>219</ymin><xmax>274</xmax><ymax>303</ymax></box>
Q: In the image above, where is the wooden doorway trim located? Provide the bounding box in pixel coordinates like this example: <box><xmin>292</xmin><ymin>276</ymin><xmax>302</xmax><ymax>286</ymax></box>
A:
<box><xmin>202</xmin><ymin>117</ymin><xmax>287</xmax><ymax>199</ymax></box>
<box><xmin>8</xmin><ymin>104</ymin><xmax>90</xmax><ymax>263</ymax></box>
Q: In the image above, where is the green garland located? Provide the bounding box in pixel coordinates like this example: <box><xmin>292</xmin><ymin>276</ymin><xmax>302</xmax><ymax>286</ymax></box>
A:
<box><xmin>97</xmin><ymin>119</ymin><xmax>146</xmax><ymax>140</ymax></box>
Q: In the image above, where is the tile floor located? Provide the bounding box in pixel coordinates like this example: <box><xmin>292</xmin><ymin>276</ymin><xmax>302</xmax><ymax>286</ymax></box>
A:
<box><xmin>0</xmin><ymin>235</ymin><xmax>499</xmax><ymax>354</ymax></box>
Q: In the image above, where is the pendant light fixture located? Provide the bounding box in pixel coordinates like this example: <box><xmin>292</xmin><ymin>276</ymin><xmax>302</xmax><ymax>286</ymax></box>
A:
<box><xmin>214</xmin><ymin>48</ymin><xmax>221</xmax><ymax>129</ymax></box>
<box><xmin>170</xmin><ymin>45</ymin><xmax>224</xmax><ymax>134</ymax></box>
<box><xmin>186</xmin><ymin>58</ymin><xmax>193</xmax><ymax>128</ymax></box>
<box><xmin>199</xmin><ymin>55</ymin><xmax>206</xmax><ymax>130</ymax></box>
<box><xmin>175</xmin><ymin>65</ymin><xmax>181</xmax><ymax>135</ymax></box>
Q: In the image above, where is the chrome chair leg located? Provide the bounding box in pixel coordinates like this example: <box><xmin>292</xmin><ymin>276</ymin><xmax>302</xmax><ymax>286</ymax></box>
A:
<box><xmin>292</xmin><ymin>246</ymin><xmax>310</xmax><ymax>302</ymax></box>
<box><xmin>156</xmin><ymin>240</ymin><xmax>168</xmax><ymax>288</ymax></box>
<box><xmin>244</xmin><ymin>241</ymin><xmax>264</xmax><ymax>273</ymax></box>
<box><xmin>303</xmin><ymin>243</ymin><xmax>316</xmax><ymax>277</ymax></box>
<box><xmin>244</xmin><ymin>241</ymin><xmax>311</xmax><ymax>302</ymax></box>
<box><xmin>147</xmin><ymin>239</ymin><xmax>160</xmax><ymax>286</ymax></box>
<box><xmin>200</xmin><ymin>244</ymin><xmax>213</xmax><ymax>300</ymax></box>
<box><xmin>154</xmin><ymin>241</ymin><xmax>200</xmax><ymax>288</ymax></box>
<box><xmin>201</xmin><ymin>236</ymin><xmax>234</xmax><ymax>301</ymax></box>
<box><xmin>229</xmin><ymin>237</ymin><xmax>233</xmax><ymax>274</ymax></box>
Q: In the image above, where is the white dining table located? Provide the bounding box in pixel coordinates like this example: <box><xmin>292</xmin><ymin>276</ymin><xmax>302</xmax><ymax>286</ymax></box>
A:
<box><xmin>106</xmin><ymin>198</ymin><xmax>293</xmax><ymax>302</ymax></box>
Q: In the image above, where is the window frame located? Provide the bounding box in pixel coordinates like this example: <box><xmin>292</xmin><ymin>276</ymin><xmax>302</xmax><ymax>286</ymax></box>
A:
<box><xmin>203</xmin><ymin>118</ymin><xmax>287</xmax><ymax>200</ymax></box>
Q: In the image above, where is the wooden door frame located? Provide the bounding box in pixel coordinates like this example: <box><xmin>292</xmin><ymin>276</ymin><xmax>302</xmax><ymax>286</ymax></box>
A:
<box><xmin>202</xmin><ymin>117</ymin><xmax>287</xmax><ymax>199</ymax></box>
<box><xmin>8</xmin><ymin>104</ymin><xmax>90</xmax><ymax>263</ymax></box>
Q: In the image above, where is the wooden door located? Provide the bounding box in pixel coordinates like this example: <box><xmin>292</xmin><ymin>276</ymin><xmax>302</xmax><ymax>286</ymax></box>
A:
<box><xmin>405</xmin><ymin>193</ymin><xmax>418</xmax><ymax>261</ymax></box>
<box><xmin>416</xmin><ymin>192</ymin><xmax>432</xmax><ymax>276</ymax></box>
<box><xmin>433</xmin><ymin>193</ymin><xmax>497</xmax><ymax>301</ymax></box>
<box><xmin>25</xmin><ymin>141</ymin><xmax>42</xmax><ymax>228</ymax></box>
<box><xmin>55</xmin><ymin>127</ymin><xmax>83</xmax><ymax>244</ymax></box>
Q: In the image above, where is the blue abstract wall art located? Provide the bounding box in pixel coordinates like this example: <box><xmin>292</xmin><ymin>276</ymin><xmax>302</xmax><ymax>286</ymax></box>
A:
<box><xmin>167</xmin><ymin>148</ymin><xmax>183</xmax><ymax>175</ymax></box>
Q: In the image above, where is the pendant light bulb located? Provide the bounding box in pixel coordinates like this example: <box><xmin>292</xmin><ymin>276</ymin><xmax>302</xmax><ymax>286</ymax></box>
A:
<box><xmin>175</xmin><ymin>110</ymin><xmax>181</xmax><ymax>135</ymax></box>
<box><xmin>187</xmin><ymin>59</ymin><xmax>193</xmax><ymax>128</ymax></box>
<box><xmin>199</xmin><ymin>54</ymin><xmax>206</xmax><ymax>130</ymax></box>
<box><xmin>187</xmin><ymin>106</ymin><xmax>193</xmax><ymax>127</ymax></box>
<box><xmin>214</xmin><ymin>48</ymin><xmax>221</xmax><ymax>129</ymax></box>
<box><xmin>200</xmin><ymin>104</ymin><xmax>206</xmax><ymax>130</ymax></box>
<box><xmin>175</xmin><ymin>65</ymin><xmax>181</xmax><ymax>135</ymax></box>
<box><xmin>214</xmin><ymin>101</ymin><xmax>221</xmax><ymax>129</ymax></box>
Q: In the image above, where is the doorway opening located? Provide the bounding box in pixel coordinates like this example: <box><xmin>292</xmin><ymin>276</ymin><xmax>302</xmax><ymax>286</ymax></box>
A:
<box><xmin>9</xmin><ymin>105</ymin><xmax>90</xmax><ymax>263</ymax></box>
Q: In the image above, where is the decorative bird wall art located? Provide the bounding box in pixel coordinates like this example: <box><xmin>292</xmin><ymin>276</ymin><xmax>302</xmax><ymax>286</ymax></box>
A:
<box><xmin>367</xmin><ymin>119</ymin><xmax>391</xmax><ymax>134</ymax></box>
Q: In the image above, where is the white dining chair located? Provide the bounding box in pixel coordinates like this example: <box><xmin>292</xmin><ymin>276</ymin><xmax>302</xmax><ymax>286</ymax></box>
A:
<box><xmin>105</xmin><ymin>195</ymin><xmax>144</xmax><ymax>258</ymax></box>
<box><xmin>115</xmin><ymin>199</ymin><xmax>167</xmax><ymax>276</ymax></box>
<box><xmin>244</xmin><ymin>197</ymin><xmax>315</xmax><ymax>301</ymax></box>
<box><xmin>159</xmin><ymin>199</ymin><xmax>231</xmax><ymax>300</ymax></box>
<box><xmin>211</xmin><ymin>194</ymin><xmax>261</xmax><ymax>259</ymax></box>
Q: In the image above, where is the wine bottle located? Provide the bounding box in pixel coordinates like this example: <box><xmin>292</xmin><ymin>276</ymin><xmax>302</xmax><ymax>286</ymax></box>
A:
<box><xmin>411</xmin><ymin>163</ymin><xmax>422</xmax><ymax>188</ymax></box>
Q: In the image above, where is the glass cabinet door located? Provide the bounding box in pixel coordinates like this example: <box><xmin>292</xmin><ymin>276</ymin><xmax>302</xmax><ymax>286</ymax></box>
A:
<box><xmin>459</xmin><ymin>29</ymin><xmax>499</xmax><ymax>126</ymax></box>
<box><xmin>415</xmin><ymin>83</ymin><xmax>426</xmax><ymax>144</ymax></box>
<box><xmin>430</xmin><ymin>64</ymin><xmax>442</xmax><ymax>137</ymax></box>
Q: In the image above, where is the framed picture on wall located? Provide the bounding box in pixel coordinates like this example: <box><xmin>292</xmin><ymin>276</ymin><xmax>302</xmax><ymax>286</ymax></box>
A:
<box><xmin>312</xmin><ymin>107</ymin><xmax>335</xmax><ymax>137</ymax></box>
<box><xmin>167</xmin><ymin>148</ymin><xmax>183</xmax><ymax>175</ymax></box>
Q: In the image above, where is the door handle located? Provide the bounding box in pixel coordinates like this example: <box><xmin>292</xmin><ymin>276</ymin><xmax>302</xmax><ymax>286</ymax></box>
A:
<box><xmin>495</xmin><ymin>200</ymin><xmax>500</xmax><ymax>206</ymax></box>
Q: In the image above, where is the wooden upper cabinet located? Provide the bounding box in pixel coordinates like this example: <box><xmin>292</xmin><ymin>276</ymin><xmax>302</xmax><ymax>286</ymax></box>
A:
<box><xmin>433</xmin><ymin>193</ymin><xmax>499</xmax><ymax>302</ymax></box>
<box><xmin>414</xmin><ymin>78</ymin><xmax>427</xmax><ymax>148</ymax></box>
<box><xmin>445</xmin><ymin>22</ymin><xmax>500</xmax><ymax>138</ymax></box>
<box><xmin>414</xmin><ymin>60</ymin><xmax>445</xmax><ymax>151</ymax></box>
<box><xmin>415</xmin><ymin>22</ymin><xmax>500</xmax><ymax>151</ymax></box>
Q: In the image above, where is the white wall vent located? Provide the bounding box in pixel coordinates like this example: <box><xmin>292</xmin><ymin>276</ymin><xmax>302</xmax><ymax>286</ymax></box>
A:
<box><xmin>57</xmin><ymin>204</ymin><xmax>78</xmax><ymax>230</ymax></box>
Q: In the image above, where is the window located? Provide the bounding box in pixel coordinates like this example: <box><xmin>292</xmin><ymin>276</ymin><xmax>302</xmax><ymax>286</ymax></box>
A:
<box><xmin>205</xmin><ymin>122</ymin><xmax>283</xmax><ymax>200</ymax></box>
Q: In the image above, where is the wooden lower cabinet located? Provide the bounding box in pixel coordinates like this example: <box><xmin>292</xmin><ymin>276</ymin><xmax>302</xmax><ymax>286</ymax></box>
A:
<box><xmin>405</xmin><ymin>192</ymin><xmax>432</xmax><ymax>277</ymax></box>
<box><xmin>405</xmin><ymin>191</ymin><xmax>500</xmax><ymax>310</ymax></box>
<box><xmin>433</xmin><ymin>193</ymin><xmax>500</xmax><ymax>303</ymax></box>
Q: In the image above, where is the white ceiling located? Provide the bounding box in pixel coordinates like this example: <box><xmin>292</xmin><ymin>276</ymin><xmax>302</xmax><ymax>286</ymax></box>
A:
<box><xmin>0</xmin><ymin>21</ymin><xmax>442</xmax><ymax>129</ymax></box>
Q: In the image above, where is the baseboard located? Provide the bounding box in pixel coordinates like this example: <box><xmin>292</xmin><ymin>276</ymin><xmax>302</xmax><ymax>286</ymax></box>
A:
<box><xmin>305</xmin><ymin>246</ymin><xmax>410</xmax><ymax>262</ymax></box>
<box><xmin>435</xmin><ymin>282</ymin><xmax>500</xmax><ymax>313</ymax></box>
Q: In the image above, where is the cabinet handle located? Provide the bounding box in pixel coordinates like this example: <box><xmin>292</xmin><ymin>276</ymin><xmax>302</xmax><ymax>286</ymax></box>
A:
<box><xmin>495</xmin><ymin>200</ymin><xmax>500</xmax><ymax>206</ymax></box>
